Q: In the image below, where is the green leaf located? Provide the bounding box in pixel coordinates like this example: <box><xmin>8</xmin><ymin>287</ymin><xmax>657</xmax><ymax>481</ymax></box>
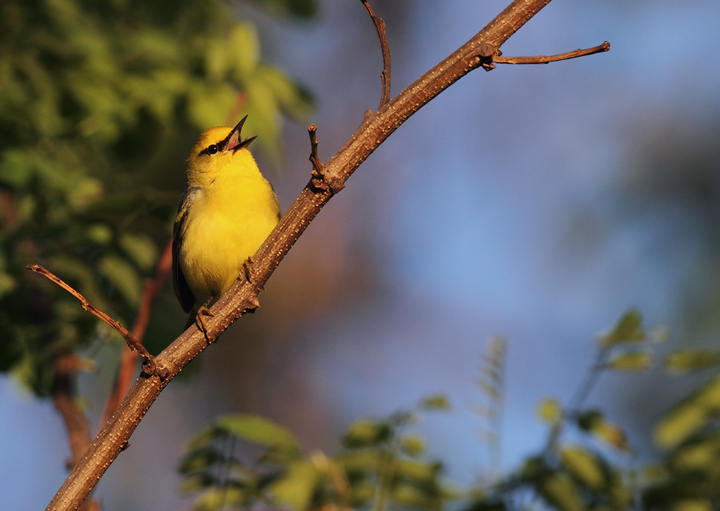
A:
<box><xmin>227</xmin><ymin>23</ymin><xmax>260</xmax><ymax>82</ymax></box>
<box><xmin>255</xmin><ymin>66</ymin><xmax>313</xmax><ymax>121</ymax></box>
<box><xmin>395</xmin><ymin>459</ymin><xmax>442</xmax><ymax>485</ymax></box>
<box><xmin>99</xmin><ymin>254</ymin><xmax>142</xmax><ymax>307</ymax></box>
<box><xmin>672</xmin><ymin>500</ymin><xmax>714</xmax><ymax>511</ymax></box>
<box><xmin>672</xmin><ymin>434</ymin><xmax>720</xmax><ymax>471</ymax></box>
<box><xmin>186</xmin><ymin>81</ymin><xmax>238</xmax><ymax>129</ymax></box>
<box><xmin>576</xmin><ymin>411</ymin><xmax>630</xmax><ymax>451</ymax></box>
<box><xmin>217</xmin><ymin>414</ymin><xmax>301</xmax><ymax>453</ymax></box>
<box><xmin>178</xmin><ymin>446</ymin><xmax>222</xmax><ymax>475</ymax></box>
<box><xmin>560</xmin><ymin>446</ymin><xmax>606</xmax><ymax>491</ymax></box>
<box><xmin>185</xmin><ymin>425</ymin><xmax>224</xmax><ymax>452</ymax></box>
<box><xmin>178</xmin><ymin>473</ymin><xmax>217</xmax><ymax>494</ymax></box>
<box><xmin>86</xmin><ymin>224</ymin><xmax>113</xmax><ymax>245</ymax></box>
<box><xmin>335</xmin><ymin>449</ymin><xmax>383</xmax><ymax>473</ymax></box>
<box><xmin>192</xmin><ymin>486</ymin><xmax>247</xmax><ymax>511</ymax></box>
<box><xmin>607</xmin><ymin>351</ymin><xmax>652</xmax><ymax>371</ymax></box>
<box><xmin>119</xmin><ymin>233</ymin><xmax>158</xmax><ymax>271</ymax></box>
<box><xmin>598</xmin><ymin>309</ymin><xmax>645</xmax><ymax>346</ymax></box>
<box><xmin>537</xmin><ymin>397</ymin><xmax>562</xmax><ymax>424</ymax></box>
<box><xmin>400</xmin><ymin>435</ymin><xmax>426</xmax><ymax>457</ymax></box>
<box><xmin>655</xmin><ymin>375</ymin><xmax>720</xmax><ymax>449</ymax></box>
<box><xmin>418</xmin><ymin>394</ymin><xmax>451</xmax><ymax>411</ymax></box>
<box><xmin>247</xmin><ymin>0</ymin><xmax>319</xmax><ymax>19</ymax></box>
<box><xmin>391</xmin><ymin>481</ymin><xmax>443</xmax><ymax>510</ymax></box>
<box><xmin>342</xmin><ymin>419</ymin><xmax>391</xmax><ymax>448</ymax></box>
<box><xmin>665</xmin><ymin>349</ymin><xmax>720</xmax><ymax>373</ymax></box>
<box><xmin>537</xmin><ymin>473</ymin><xmax>586</xmax><ymax>511</ymax></box>
<box><xmin>269</xmin><ymin>460</ymin><xmax>317</xmax><ymax>511</ymax></box>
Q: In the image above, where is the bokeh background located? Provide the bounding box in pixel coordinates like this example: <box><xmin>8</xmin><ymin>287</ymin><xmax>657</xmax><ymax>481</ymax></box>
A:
<box><xmin>2</xmin><ymin>0</ymin><xmax>720</xmax><ymax>509</ymax></box>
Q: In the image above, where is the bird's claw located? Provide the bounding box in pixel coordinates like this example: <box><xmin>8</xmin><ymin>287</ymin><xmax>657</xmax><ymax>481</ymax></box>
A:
<box><xmin>195</xmin><ymin>305</ymin><xmax>214</xmax><ymax>341</ymax></box>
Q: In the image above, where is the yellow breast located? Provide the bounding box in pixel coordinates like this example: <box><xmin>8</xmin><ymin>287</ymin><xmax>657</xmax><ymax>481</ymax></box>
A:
<box><xmin>179</xmin><ymin>148</ymin><xmax>280</xmax><ymax>305</ymax></box>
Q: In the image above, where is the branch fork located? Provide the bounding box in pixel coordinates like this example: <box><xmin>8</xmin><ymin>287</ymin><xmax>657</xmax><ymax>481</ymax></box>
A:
<box><xmin>308</xmin><ymin>124</ymin><xmax>345</xmax><ymax>196</ymax></box>
<box><xmin>26</xmin><ymin>264</ymin><xmax>164</xmax><ymax>378</ymax></box>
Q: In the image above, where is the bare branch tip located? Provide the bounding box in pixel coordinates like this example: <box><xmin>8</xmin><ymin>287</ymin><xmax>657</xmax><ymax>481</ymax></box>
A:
<box><xmin>361</xmin><ymin>0</ymin><xmax>391</xmax><ymax>109</ymax></box>
<box><xmin>494</xmin><ymin>41</ymin><xmax>612</xmax><ymax>66</ymax></box>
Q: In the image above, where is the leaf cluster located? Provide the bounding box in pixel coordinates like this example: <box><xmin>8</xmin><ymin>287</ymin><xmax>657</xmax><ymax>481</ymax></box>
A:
<box><xmin>179</xmin><ymin>395</ymin><xmax>455</xmax><ymax>511</ymax></box>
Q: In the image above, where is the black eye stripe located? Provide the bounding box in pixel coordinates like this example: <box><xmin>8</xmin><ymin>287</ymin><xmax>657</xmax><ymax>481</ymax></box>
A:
<box><xmin>200</xmin><ymin>144</ymin><xmax>219</xmax><ymax>156</ymax></box>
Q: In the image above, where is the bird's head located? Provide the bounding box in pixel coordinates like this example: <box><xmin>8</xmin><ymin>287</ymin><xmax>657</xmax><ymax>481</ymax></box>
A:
<box><xmin>186</xmin><ymin>115</ymin><xmax>257</xmax><ymax>182</ymax></box>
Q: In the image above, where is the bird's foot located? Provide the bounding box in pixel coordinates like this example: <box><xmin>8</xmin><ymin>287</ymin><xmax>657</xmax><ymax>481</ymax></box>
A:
<box><xmin>242</xmin><ymin>257</ymin><xmax>255</xmax><ymax>284</ymax></box>
<box><xmin>195</xmin><ymin>303</ymin><xmax>215</xmax><ymax>342</ymax></box>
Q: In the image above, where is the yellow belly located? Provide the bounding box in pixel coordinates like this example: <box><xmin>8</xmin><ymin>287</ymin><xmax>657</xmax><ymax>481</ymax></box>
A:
<box><xmin>179</xmin><ymin>181</ymin><xmax>279</xmax><ymax>305</ymax></box>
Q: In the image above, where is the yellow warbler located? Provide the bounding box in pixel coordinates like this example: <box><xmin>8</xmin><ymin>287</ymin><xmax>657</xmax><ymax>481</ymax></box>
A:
<box><xmin>172</xmin><ymin>116</ymin><xmax>280</xmax><ymax>331</ymax></box>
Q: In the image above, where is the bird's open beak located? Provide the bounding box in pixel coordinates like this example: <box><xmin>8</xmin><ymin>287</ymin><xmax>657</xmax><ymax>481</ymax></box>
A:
<box><xmin>222</xmin><ymin>115</ymin><xmax>257</xmax><ymax>153</ymax></box>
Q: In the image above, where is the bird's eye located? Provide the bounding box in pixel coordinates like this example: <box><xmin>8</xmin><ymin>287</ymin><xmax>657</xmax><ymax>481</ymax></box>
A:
<box><xmin>206</xmin><ymin>144</ymin><xmax>218</xmax><ymax>155</ymax></box>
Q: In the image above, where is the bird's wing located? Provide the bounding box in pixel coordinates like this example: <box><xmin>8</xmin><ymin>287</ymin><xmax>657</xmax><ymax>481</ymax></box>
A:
<box><xmin>172</xmin><ymin>187</ymin><xmax>201</xmax><ymax>313</ymax></box>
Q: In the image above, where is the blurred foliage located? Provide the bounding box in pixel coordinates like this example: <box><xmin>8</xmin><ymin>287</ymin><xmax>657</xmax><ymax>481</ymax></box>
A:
<box><xmin>179</xmin><ymin>396</ymin><xmax>455</xmax><ymax>511</ymax></box>
<box><xmin>0</xmin><ymin>0</ymin><xmax>314</xmax><ymax>396</ymax></box>
<box><xmin>178</xmin><ymin>310</ymin><xmax>720</xmax><ymax>511</ymax></box>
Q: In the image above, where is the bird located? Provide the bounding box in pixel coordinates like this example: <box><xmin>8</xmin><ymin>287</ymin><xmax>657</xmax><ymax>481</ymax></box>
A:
<box><xmin>172</xmin><ymin>115</ymin><xmax>281</xmax><ymax>333</ymax></box>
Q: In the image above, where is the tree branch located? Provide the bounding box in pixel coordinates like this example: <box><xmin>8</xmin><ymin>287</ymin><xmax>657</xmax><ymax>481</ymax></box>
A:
<box><xmin>362</xmin><ymin>0</ymin><xmax>391</xmax><ymax>109</ymax></box>
<box><xmin>27</xmin><ymin>264</ymin><xmax>159</xmax><ymax>375</ymax></box>
<box><xmin>45</xmin><ymin>0</ymin><xmax>608</xmax><ymax>508</ymax></box>
<box><xmin>52</xmin><ymin>354</ymin><xmax>101</xmax><ymax>511</ymax></box>
<box><xmin>494</xmin><ymin>41</ymin><xmax>610</xmax><ymax>65</ymax></box>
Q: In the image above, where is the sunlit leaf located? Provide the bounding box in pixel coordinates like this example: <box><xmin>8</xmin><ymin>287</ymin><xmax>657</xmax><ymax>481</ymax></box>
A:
<box><xmin>392</xmin><ymin>481</ymin><xmax>443</xmax><ymax>510</ymax></box>
<box><xmin>342</xmin><ymin>419</ymin><xmax>391</xmax><ymax>448</ymax></box>
<box><xmin>537</xmin><ymin>473</ymin><xmax>586</xmax><ymax>511</ymax></box>
<box><xmin>269</xmin><ymin>460</ymin><xmax>317</xmax><ymax>511</ymax></box>
<box><xmin>672</xmin><ymin>499</ymin><xmax>714</xmax><ymax>511</ymax></box>
<box><xmin>655</xmin><ymin>375</ymin><xmax>720</xmax><ymax>449</ymax></box>
<box><xmin>335</xmin><ymin>449</ymin><xmax>383</xmax><ymax>473</ymax></box>
<box><xmin>419</xmin><ymin>394</ymin><xmax>451</xmax><ymax>411</ymax></box>
<box><xmin>560</xmin><ymin>446</ymin><xmax>606</xmax><ymax>490</ymax></box>
<box><xmin>227</xmin><ymin>23</ymin><xmax>260</xmax><ymax>82</ymax></box>
<box><xmin>665</xmin><ymin>349</ymin><xmax>720</xmax><ymax>373</ymax></box>
<box><xmin>401</xmin><ymin>436</ymin><xmax>426</xmax><ymax>457</ymax></box>
<box><xmin>537</xmin><ymin>397</ymin><xmax>563</xmax><ymax>424</ymax></box>
<box><xmin>598</xmin><ymin>309</ymin><xmax>644</xmax><ymax>346</ymax></box>
<box><xmin>577</xmin><ymin>410</ymin><xmax>630</xmax><ymax>451</ymax></box>
<box><xmin>99</xmin><ymin>254</ymin><xmax>142</xmax><ymax>306</ymax></box>
<box><xmin>607</xmin><ymin>351</ymin><xmax>652</xmax><ymax>371</ymax></box>
<box><xmin>218</xmin><ymin>414</ymin><xmax>301</xmax><ymax>453</ymax></box>
<box><xmin>119</xmin><ymin>233</ymin><xmax>158</xmax><ymax>271</ymax></box>
<box><xmin>395</xmin><ymin>459</ymin><xmax>442</xmax><ymax>484</ymax></box>
<box><xmin>192</xmin><ymin>486</ymin><xmax>247</xmax><ymax>511</ymax></box>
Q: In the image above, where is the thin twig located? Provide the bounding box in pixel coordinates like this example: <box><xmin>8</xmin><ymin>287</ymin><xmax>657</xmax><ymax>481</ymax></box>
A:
<box><xmin>543</xmin><ymin>345</ymin><xmax>611</xmax><ymax>455</ymax></box>
<box><xmin>494</xmin><ymin>41</ymin><xmax>610</xmax><ymax>65</ymax></box>
<box><xmin>308</xmin><ymin>124</ymin><xmax>344</xmax><ymax>195</ymax></box>
<box><xmin>98</xmin><ymin>240</ymin><xmax>173</xmax><ymax>428</ymax></box>
<box><xmin>362</xmin><ymin>0</ymin><xmax>391</xmax><ymax>109</ymax></box>
<box><xmin>26</xmin><ymin>264</ymin><xmax>158</xmax><ymax>374</ymax></box>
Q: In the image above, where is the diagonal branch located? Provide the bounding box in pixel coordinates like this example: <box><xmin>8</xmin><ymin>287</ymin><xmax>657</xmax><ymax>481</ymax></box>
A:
<box><xmin>45</xmin><ymin>0</ymin><xmax>609</xmax><ymax>509</ymax></box>
<box><xmin>27</xmin><ymin>264</ymin><xmax>159</xmax><ymax>375</ymax></box>
<box><xmin>362</xmin><ymin>0</ymin><xmax>392</xmax><ymax>109</ymax></box>
<box><xmin>494</xmin><ymin>41</ymin><xmax>610</xmax><ymax>65</ymax></box>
